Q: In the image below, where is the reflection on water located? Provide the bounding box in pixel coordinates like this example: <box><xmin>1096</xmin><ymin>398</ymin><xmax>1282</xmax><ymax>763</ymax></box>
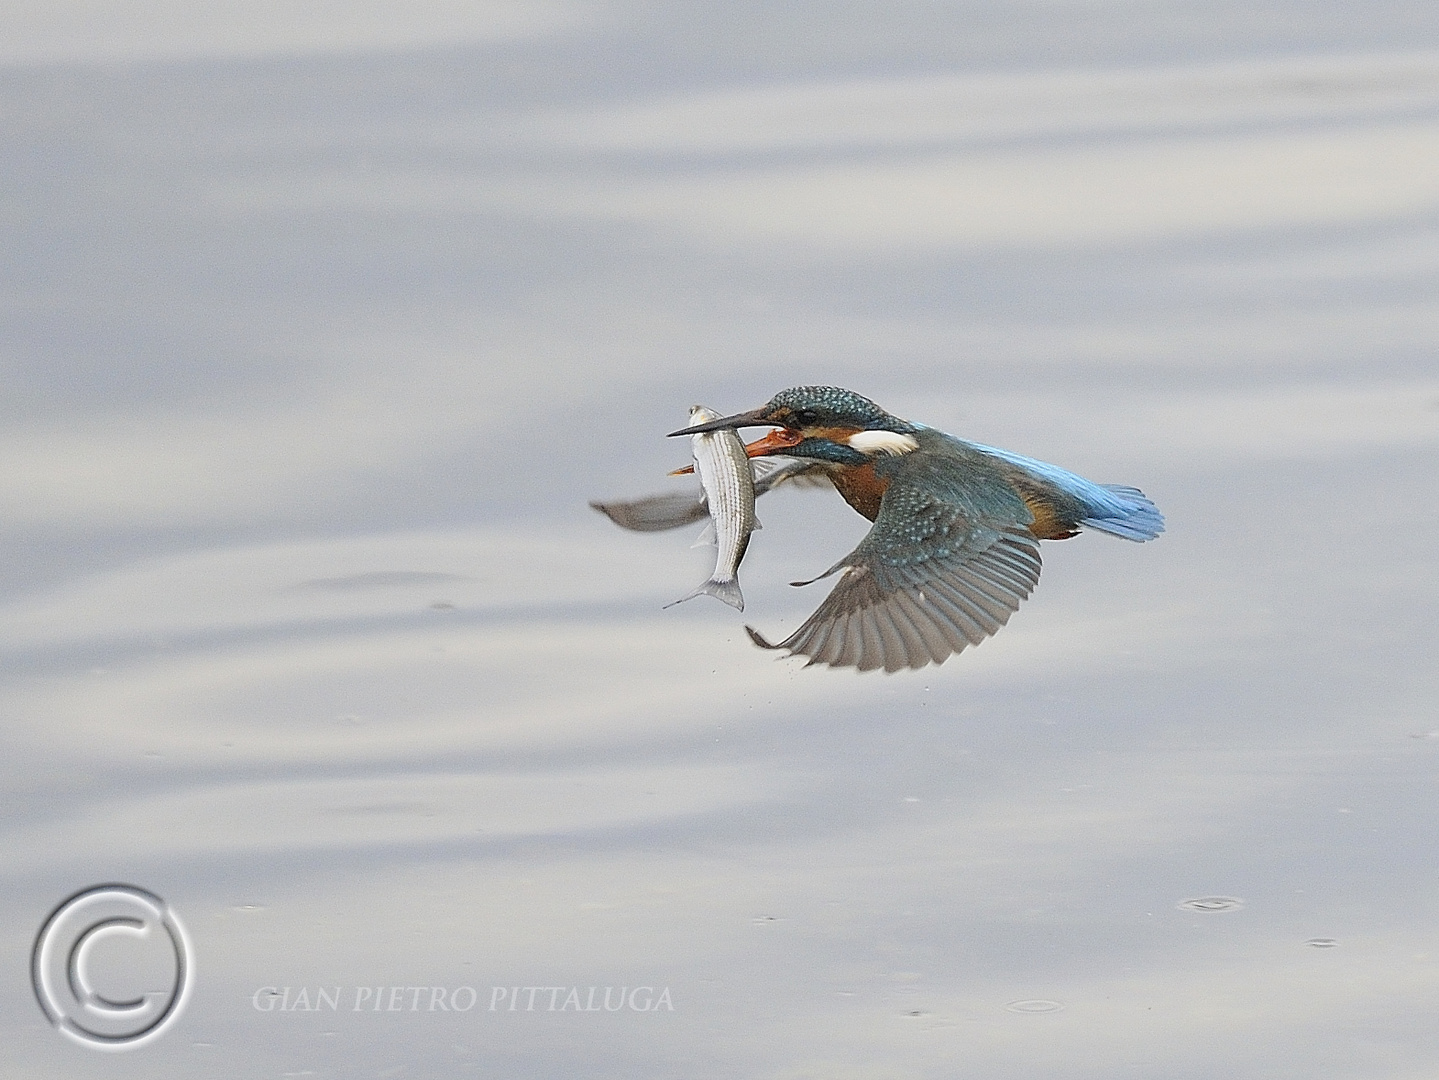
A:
<box><xmin>3</xmin><ymin>3</ymin><xmax>1439</xmax><ymax>1077</ymax></box>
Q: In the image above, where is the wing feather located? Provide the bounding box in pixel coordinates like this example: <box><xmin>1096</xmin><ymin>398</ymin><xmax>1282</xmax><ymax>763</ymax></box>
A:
<box><xmin>857</xmin><ymin>607</ymin><xmax>888</xmax><ymax>672</ymax></box>
<box><xmin>926</xmin><ymin>570</ymin><xmax>1007</xmax><ymax>635</ymax></box>
<box><xmin>890</xmin><ymin>588</ymin><xmax>954</xmax><ymax>666</ymax></box>
<box><xmin>877</xmin><ymin>598</ymin><xmax>925</xmax><ymax>672</ymax></box>
<box><xmin>949</xmin><ymin>570</ymin><xmax>1024</xmax><ymax>621</ymax></box>
<box><xmin>800</xmin><ymin>612</ymin><xmax>836</xmax><ymax>666</ymax></box>
<box><xmin>914</xmin><ymin>583</ymin><xmax>990</xmax><ymax>646</ymax></box>
<box><xmin>923</xmin><ymin>578</ymin><xmax>1001</xmax><ymax>640</ymax></box>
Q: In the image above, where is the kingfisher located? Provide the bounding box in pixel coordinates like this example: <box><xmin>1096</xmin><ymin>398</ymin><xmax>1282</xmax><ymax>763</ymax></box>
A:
<box><xmin>652</xmin><ymin>385</ymin><xmax>1164</xmax><ymax>673</ymax></box>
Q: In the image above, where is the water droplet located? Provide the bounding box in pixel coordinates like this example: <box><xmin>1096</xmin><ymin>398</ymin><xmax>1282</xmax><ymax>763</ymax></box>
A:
<box><xmin>1006</xmin><ymin>999</ymin><xmax>1063</xmax><ymax>1013</ymax></box>
<box><xmin>1178</xmin><ymin>896</ymin><xmax>1245</xmax><ymax>913</ymax></box>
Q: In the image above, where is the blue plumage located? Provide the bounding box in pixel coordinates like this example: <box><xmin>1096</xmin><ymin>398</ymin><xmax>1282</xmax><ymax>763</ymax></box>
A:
<box><xmin>959</xmin><ymin>439</ymin><xmax>1165</xmax><ymax>541</ymax></box>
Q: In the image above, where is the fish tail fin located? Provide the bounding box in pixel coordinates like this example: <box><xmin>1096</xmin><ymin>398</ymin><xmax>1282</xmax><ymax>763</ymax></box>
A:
<box><xmin>664</xmin><ymin>576</ymin><xmax>744</xmax><ymax>611</ymax></box>
<box><xmin>705</xmin><ymin>577</ymin><xmax>745</xmax><ymax>610</ymax></box>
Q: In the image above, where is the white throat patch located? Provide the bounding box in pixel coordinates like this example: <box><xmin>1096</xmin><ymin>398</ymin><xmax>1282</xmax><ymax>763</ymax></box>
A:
<box><xmin>845</xmin><ymin>430</ymin><xmax>919</xmax><ymax>456</ymax></box>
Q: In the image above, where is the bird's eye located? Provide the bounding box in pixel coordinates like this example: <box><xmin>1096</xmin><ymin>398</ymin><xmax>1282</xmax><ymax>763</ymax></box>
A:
<box><xmin>795</xmin><ymin>409</ymin><xmax>819</xmax><ymax>426</ymax></box>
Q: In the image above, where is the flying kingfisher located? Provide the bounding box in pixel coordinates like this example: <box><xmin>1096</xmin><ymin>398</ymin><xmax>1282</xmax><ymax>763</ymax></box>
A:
<box><xmin>646</xmin><ymin>385</ymin><xmax>1164</xmax><ymax>673</ymax></box>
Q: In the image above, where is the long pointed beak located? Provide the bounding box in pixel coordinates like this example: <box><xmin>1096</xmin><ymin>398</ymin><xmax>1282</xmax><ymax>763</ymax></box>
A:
<box><xmin>666</xmin><ymin>407</ymin><xmax>772</xmax><ymax>437</ymax></box>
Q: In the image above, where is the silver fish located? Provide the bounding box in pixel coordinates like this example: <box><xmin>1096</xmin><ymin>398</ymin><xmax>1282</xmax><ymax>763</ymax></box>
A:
<box><xmin>663</xmin><ymin>404</ymin><xmax>760</xmax><ymax>611</ymax></box>
<box><xmin>589</xmin><ymin>456</ymin><xmax>827</xmax><ymax>533</ymax></box>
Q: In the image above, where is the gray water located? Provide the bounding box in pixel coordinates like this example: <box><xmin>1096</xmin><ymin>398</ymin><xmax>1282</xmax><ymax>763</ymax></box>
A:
<box><xmin>4</xmin><ymin>3</ymin><xmax>1439</xmax><ymax>1077</ymax></box>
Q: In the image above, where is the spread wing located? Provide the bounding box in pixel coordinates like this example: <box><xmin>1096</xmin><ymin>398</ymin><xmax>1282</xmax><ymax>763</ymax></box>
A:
<box><xmin>590</xmin><ymin>457</ymin><xmax>830</xmax><ymax>532</ymax></box>
<box><xmin>589</xmin><ymin>489</ymin><xmax>708</xmax><ymax>532</ymax></box>
<box><xmin>747</xmin><ymin>470</ymin><xmax>1041</xmax><ymax>672</ymax></box>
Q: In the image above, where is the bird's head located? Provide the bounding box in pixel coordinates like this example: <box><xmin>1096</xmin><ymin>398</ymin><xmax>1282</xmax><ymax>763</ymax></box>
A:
<box><xmin>668</xmin><ymin>386</ymin><xmax>919</xmax><ymax>464</ymax></box>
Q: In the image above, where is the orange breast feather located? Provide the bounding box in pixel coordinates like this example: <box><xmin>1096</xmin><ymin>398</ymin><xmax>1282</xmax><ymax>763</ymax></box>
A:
<box><xmin>831</xmin><ymin>463</ymin><xmax>889</xmax><ymax>521</ymax></box>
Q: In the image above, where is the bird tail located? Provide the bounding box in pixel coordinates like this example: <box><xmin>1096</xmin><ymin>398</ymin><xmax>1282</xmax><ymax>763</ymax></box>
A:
<box><xmin>1080</xmin><ymin>485</ymin><xmax>1165</xmax><ymax>541</ymax></box>
<box><xmin>664</xmin><ymin>576</ymin><xmax>744</xmax><ymax>611</ymax></box>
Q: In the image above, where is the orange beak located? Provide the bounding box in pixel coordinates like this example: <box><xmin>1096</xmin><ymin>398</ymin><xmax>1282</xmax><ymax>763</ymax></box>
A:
<box><xmin>742</xmin><ymin>428</ymin><xmax>803</xmax><ymax>456</ymax></box>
